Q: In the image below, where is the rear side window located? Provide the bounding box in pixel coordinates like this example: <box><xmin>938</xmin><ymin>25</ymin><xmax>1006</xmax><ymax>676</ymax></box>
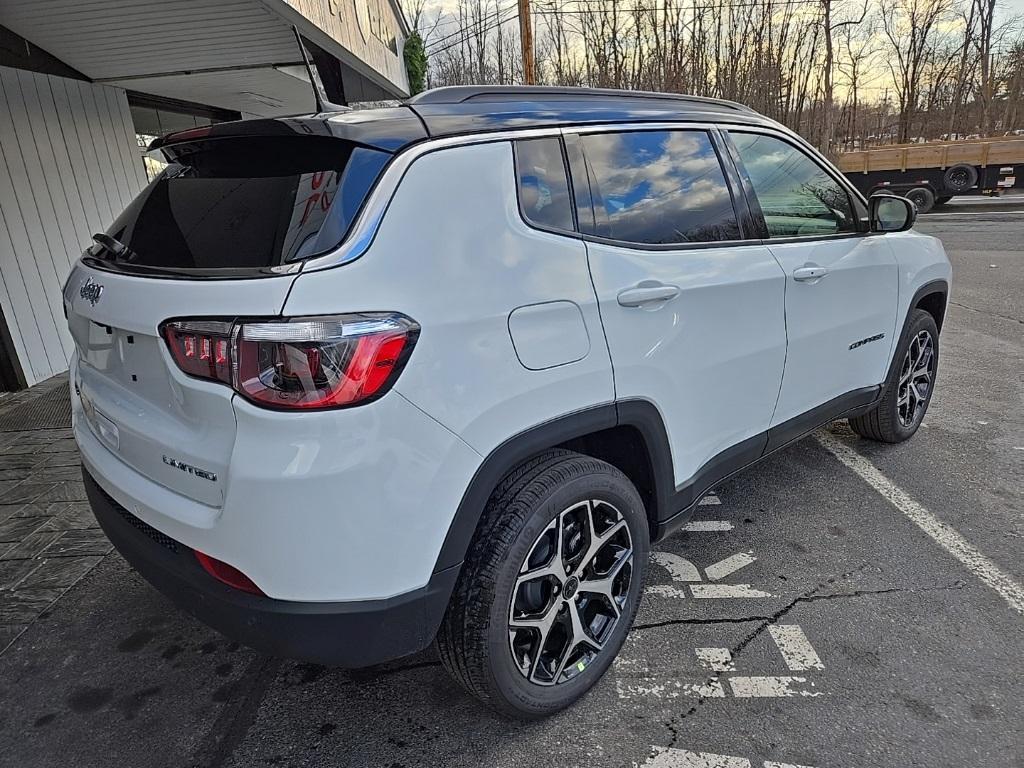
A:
<box><xmin>730</xmin><ymin>132</ymin><xmax>855</xmax><ymax>238</ymax></box>
<box><xmin>578</xmin><ymin>130</ymin><xmax>740</xmax><ymax>245</ymax></box>
<box><xmin>515</xmin><ymin>138</ymin><xmax>575</xmax><ymax>232</ymax></box>
<box><xmin>101</xmin><ymin>136</ymin><xmax>390</xmax><ymax>272</ymax></box>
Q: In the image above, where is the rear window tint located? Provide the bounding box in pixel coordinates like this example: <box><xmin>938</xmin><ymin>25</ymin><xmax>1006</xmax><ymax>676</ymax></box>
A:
<box><xmin>102</xmin><ymin>136</ymin><xmax>389</xmax><ymax>272</ymax></box>
<box><xmin>515</xmin><ymin>138</ymin><xmax>575</xmax><ymax>232</ymax></box>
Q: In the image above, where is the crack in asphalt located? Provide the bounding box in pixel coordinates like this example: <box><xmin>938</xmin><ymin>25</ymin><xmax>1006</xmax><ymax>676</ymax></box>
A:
<box><xmin>178</xmin><ymin>575</ymin><xmax>970</xmax><ymax>765</ymax></box>
<box><xmin>950</xmin><ymin>300</ymin><xmax>1024</xmax><ymax>326</ymax></box>
<box><xmin>635</xmin><ymin>583</ymin><xmax>968</xmax><ymax>634</ymax></box>
<box><xmin>655</xmin><ymin>566</ymin><xmax>968</xmax><ymax>750</ymax></box>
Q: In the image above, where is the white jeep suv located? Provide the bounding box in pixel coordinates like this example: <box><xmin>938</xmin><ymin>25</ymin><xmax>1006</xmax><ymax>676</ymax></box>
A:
<box><xmin>67</xmin><ymin>86</ymin><xmax>951</xmax><ymax>718</ymax></box>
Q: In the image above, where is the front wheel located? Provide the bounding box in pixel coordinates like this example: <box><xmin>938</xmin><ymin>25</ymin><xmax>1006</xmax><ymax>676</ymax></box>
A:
<box><xmin>436</xmin><ymin>450</ymin><xmax>649</xmax><ymax>718</ymax></box>
<box><xmin>850</xmin><ymin>309</ymin><xmax>939</xmax><ymax>442</ymax></box>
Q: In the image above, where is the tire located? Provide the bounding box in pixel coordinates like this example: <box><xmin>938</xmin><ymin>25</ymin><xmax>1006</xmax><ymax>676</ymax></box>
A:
<box><xmin>905</xmin><ymin>187</ymin><xmax>935</xmax><ymax>214</ymax></box>
<box><xmin>934</xmin><ymin>196</ymin><xmax>953</xmax><ymax>206</ymax></box>
<box><xmin>943</xmin><ymin>163</ymin><xmax>977</xmax><ymax>192</ymax></box>
<box><xmin>849</xmin><ymin>309</ymin><xmax>939</xmax><ymax>443</ymax></box>
<box><xmin>436</xmin><ymin>449</ymin><xmax>649</xmax><ymax>719</ymax></box>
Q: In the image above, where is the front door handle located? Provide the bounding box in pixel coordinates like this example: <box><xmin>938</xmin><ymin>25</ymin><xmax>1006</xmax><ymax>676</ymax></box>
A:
<box><xmin>793</xmin><ymin>265</ymin><xmax>828</xmax><ymax>282</ymax></box>
<box><xmin>617</xmin><ymin>282</ymin><xmax>681</xmax><ymax>307</ymax></box>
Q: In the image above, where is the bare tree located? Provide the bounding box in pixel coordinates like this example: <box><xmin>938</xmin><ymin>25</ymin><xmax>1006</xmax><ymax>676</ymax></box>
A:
<box><xmin>880</xmin><ymin>0</ymin><xmax>956</xmax><ymax>142</ymax></box>
<box><xmin>417</xmin><ymin>0</ymin><xmax>1024</xmax><ymax>146</ymax></box>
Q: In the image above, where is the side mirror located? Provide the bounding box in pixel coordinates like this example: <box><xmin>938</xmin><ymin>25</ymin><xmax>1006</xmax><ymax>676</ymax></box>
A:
<box><xmin>870</xmin><ymin>194</ymin><xmax>916</xmax><ymax>233</ymax></box>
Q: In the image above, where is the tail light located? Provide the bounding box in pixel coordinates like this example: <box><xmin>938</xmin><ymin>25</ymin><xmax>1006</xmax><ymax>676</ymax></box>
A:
<box><xmin>161</xmin><ymin>313</ymin><xmax>418</xmax><ymax>410</ymax></box>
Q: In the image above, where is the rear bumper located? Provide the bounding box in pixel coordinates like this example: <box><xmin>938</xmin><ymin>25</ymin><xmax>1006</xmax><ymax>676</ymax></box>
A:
<box><xmin>84</xmin><ymin>468</ymin><xmax>459</xmax><ymax>667</ymax></box>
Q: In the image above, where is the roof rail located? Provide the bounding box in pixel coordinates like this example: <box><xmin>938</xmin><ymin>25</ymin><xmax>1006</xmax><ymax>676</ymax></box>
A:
<box><xmin>408</xmin><ymin>85</ymin><xmax>753</xmax><ymax>112</ymax></box>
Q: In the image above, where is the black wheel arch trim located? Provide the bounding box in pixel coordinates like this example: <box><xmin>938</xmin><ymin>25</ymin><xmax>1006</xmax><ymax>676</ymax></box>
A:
<box><xmin>433</xmin><ymin>382</ymin><xmax>888</xmax><ymax>576</ymax></box>
<box><xmin>433</xmin><ymin>404</ymin><xmax>619</xmax><ymax>573</ymax></box>
<box><xmin>432</xmin><ymin>399</ymin><xmax>690</xmax><ymax>574</ymax></box>
<box><xmin>884</xmin><ymin>279</ymin><xmax>948</xmax><ymax>388</ymax></box>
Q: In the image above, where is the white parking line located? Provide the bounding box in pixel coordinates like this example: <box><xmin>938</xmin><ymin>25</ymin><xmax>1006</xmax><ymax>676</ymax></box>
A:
<box><xmin>651</xmin><ymin>552</ymin><xmax>702</xmax><ymax>582</ymax></box>
<box><xmin>695</xmin><ymin>647</ymin><xmax>735</xmax><ymax>671</ymax></box>
<box><xmin>691</xmin><ymin>584</ymin><xmax>771</xmax><ymax>599</ymax></box>
<box><xmin>768</xmin><ymin>626</ymin><xmax>824</xmax><ymax>671</ymax></box>
<box><xmin>728</xmin><ymin>676</ymin><xmax>822</xmax><ymax>697</ymax></box>
<box><xmin>618</xmin><ymin>625</ymin><xmax>824</xmax><ymax>700</ymax></box>
<box><xmin>816</xmin><ymin>431</ymin><xmax>1024</xmax><ymax>616</ymax></box>
<box><xmin>683</xmin><ymin>520</ymin><xmax>734</xmax><ymax>532</ymax></box>
<box><xmin>617</xmin><ymin>679</ymin><xmax>726</xmax><ymax>699</ymax></box>
<box><xmin>705</xmin><ymin>552</ymin><xmax>756</xmax><ymax>581</ymax></box>
<box><xmin>643</xmin><ymin>749</ymin><xmax>749</xmax><ymax>768</ymax></box>
<box><xmin>642</xmin><ymin>748</ymin><xmax>818</xmax><ymax>768</ymax></box>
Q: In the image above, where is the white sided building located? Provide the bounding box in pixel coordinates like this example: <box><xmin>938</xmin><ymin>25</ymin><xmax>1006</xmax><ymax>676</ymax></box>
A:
<box><xmin>0</xmin><ymin>0</ymin><xmax>410</xmax><ymax>390</ymax></box>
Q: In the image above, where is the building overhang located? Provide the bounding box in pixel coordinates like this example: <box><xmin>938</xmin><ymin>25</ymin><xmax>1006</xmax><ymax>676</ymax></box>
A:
<box><xmin>0</xmin><ymin>0</ymin><xmax>410</xmax><ymax>115</ymax></box>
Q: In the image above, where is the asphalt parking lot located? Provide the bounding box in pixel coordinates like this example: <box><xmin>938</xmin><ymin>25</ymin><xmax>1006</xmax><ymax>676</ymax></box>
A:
<box><xmin>0</xmin><ymin>201</ymin><xmax>1021</xmax><ymax>768</ymax></box>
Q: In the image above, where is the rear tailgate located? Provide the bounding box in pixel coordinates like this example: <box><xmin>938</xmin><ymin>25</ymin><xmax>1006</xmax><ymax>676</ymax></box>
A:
<box><xmin>67</xmin><ymin>130</ymin><xmax>396</xmax><ymax>507</ymax></box>
<box><xmin>67</xmin><ymin>262</ymin><xmax>295</xmax><ymax>507</ymax></box>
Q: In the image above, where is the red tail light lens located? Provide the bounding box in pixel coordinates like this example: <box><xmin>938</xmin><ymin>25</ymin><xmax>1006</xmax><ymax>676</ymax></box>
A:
<box><xmin>160</xmin><ymin>313</ymin><xmax>418</xmax><ymax>410</ymax></box>
<box><xmin>162</xmin><ymin>321</ymin><xmax>233</xmax><ymax>385</ymax></box>
<box><xmin>195</xmin><ymin>551</ymin><xmax>264</xmax><ymax>595</ymax></box>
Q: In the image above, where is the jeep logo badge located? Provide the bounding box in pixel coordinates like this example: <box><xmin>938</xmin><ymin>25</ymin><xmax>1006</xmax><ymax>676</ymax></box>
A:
<box><xmin>79</xmin><ymin>277</ymin><xmax>104</xmax><ymax>306</ymax></box>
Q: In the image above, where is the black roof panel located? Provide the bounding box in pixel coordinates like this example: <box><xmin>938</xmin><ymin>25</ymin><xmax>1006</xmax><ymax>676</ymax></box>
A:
<box><xmin>405</xmin><ymin>86</ymin><xmax>777</xmax><ymax>140</ymax></box>
<box><xmin>408</xmin><ymin>85</ymin><xmax>753</xmax><ymax>112</ymax></box>
<box><xmin>150</xmin><ymin>87</ymin><xmax>778</xmax><ymax>157</ymax></box>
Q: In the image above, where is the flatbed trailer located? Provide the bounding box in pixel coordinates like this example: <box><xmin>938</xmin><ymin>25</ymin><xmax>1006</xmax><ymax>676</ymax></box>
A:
<box><xmin>838</xmin><ymin>137</ymin><xmax>1024</xmax><ymax>212</ymax></box>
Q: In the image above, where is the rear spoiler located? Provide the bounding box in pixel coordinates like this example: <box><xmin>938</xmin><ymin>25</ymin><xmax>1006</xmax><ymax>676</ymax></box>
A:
<box><xmin>148</xmin><ymin>108</ymin><xmax>429</xmax><ymax>155</ymax></box>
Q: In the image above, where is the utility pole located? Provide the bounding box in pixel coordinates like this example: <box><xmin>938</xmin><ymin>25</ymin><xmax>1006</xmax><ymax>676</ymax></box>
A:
<box><xmin>518</xmin><ymin>0</ymin><xmax>535</xmax><ymax>85</ymax></box>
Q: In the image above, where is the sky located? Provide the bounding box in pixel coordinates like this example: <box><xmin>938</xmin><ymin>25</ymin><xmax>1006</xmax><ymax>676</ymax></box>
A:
<box><xmin>415</xmin><ymin>0</ymin><xmax>1024</xmax><ymax>101</ymax></box>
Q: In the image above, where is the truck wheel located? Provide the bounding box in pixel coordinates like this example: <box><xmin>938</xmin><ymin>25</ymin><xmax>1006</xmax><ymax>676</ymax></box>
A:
<box><xmin>906</xmin><ymin>187</ymin><xmax>935</xmax><ymax>214</ymax></box>
<box><xmin>934</xmin><ymin>196</ymin><xmax>952</xmax><ymax>206</ymax></box>
<box><xmin>436</xmin><ymin>449</ymin><xmax>649</xmax><ymax>719</ymax></box>
<box><xmin>943</xmin><ymin>164</ymin><xmax>977</xmax><ymax>192</ymax></box>
<box><xmin>850</xmin><ymin>309</ymin><xmax>939</xmax><ymax>443</ymax></box>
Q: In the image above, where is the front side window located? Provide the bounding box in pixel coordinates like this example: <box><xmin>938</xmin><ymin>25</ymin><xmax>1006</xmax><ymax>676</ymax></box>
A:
<box><xmin>730</xmin><ymin>132</ymin><xmax>855</xmax><ymax>238</ymax></box>
<box><xmin>579</xmin><ymin>130</ymin><xmax>740</xmax><ymax>245</ymax></box>
<box><xmin>515</xmin><ymin>138</ymin><xmax>575</xmax><ymax>232</ymax></box>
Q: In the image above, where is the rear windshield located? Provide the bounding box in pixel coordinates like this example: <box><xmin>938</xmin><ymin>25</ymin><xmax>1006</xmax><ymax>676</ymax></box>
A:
<box><xmin>98</xmin><ymin>136</ymin><xmax>390</xmax><ymax>273</ymax></box>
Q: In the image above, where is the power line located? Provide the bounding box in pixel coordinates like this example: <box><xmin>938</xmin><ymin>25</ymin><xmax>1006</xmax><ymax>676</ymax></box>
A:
<box><xmin>426</xmin><ymin>2</ymin><xmax>519</xmax><ymax>52</ymax></box>
<box><xmin>428</xmin><ymin>7</ymin><xmax>521</xmax><ymax>56</ymax></box>
<box><xmin>425</xmin><ymin>0</ymin><xmax>826</xmax><ymax>57</ymax></box>
<box><xmin>534</xmin><ymin>0</ymin><xmax>821</xmax><ymax>8</ymax></box>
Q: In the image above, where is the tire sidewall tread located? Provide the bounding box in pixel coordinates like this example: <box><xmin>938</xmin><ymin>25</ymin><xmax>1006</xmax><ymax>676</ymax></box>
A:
<box><xmin>437</xmin><ymin>450</ymin><xmax>649</xmax><ymax>719</ymax></box>
<box><xmin>850</xmin><ymin>308</ymin><xmax>939</xmax><ymax>443</ymax></box>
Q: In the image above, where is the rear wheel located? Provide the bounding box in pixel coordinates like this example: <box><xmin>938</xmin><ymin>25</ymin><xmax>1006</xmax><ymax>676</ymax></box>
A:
<box><xmin>436</xmin><ymin>450</ymin><xmax>649</xmax><ymax>718</ymax></box>
<box><xmin>850</xmin><ymin>309</ymin><xmax>939</xmax><ymax>443</ymax></box>
<box><xmin>906</xmin><ymin>187</ymin><xmax>936</xmax><ymax>214</ymax></box>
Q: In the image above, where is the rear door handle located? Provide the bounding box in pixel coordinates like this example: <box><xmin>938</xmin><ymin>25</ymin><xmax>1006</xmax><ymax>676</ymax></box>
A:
<box><xmin>617</xmin><ymin>282</ymin><xmax>681</xmax><ymax>307</ymax></box>
<box><xmin>793</xmin><ymin>266</ymin><xmax>828</xmax><ymax>282</ymax></box>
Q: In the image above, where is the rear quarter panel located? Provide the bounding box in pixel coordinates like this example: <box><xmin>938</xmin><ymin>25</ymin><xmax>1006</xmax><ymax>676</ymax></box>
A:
<box><xmin>284</xmin><ymin>140</ymin><xmax>616</xmax><ymax>456</ymax></box>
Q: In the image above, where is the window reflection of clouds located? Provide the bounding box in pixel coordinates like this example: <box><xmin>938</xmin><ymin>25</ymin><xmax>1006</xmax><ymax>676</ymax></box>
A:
<box><xmin>582</xmin><ymin>131</ymin><xmax>739</xmax><ymax>245</ymax></box>
<box><xmin>731</xmin><ymin>133</ymin><xmax>854</xmax><ymax>237</ymax></box>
